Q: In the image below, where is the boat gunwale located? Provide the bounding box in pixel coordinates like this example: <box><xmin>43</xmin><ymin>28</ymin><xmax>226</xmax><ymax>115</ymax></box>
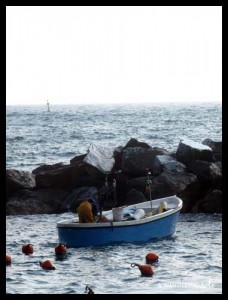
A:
<box><xmin>57</xmin><ymin>196</ymin><xmax>182</xmax><ymax>229</ymax></box>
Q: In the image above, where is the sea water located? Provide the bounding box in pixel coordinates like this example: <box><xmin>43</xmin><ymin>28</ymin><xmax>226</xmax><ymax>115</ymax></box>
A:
<box><xmin>6</xmin><ymin>213</ymin><xmax>222</xmax><ymax>294</ymax></box>
<box><xmin>6</xmin><ymin>102</ymin><xmax>222</xmax><ymax>294</ymax></box>
<box><xmin>6</xmin><ymin>102</ymin><xmax>222</xmax><ymax>172</ymax></box>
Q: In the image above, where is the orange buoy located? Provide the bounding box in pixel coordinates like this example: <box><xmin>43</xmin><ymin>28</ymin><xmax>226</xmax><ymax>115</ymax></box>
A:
<box><xmin>55</xmin><ymin>243</ymin><xmax>67</xmax><ymax>255</ymax></box>
<box><xmin>145</xmin><ymin>252</ymin><xmax>159</xmax><ymax>264</ymax></box>
<box><xmin>6</xmin><ymin>254</ymin><xmax>12</xmax><ymax>265</ymax></box>
<box><xmin>22</xmin><ymin>243</ymin><xmax>33</xmax><ymax>255</ymax></box>
<box><xmin>131</xmin><ymin>263</ymin><xmax>154</xmax><ymax>277</ymax></box>
<box><xmin>39</xmin><ymin>260</ymin><xmax>55</xmax><ymax>270</ymax></box>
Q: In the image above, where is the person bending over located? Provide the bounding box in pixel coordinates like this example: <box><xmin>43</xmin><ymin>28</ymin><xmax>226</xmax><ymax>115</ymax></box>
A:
<box><xmin>77</xmin><ymin>198</ymin><xmax>98</xmax><ymax>223</ymax></box>
<box><xmin>77</xmin><ymin>198</ymin><xmax>109</xmax><ymax>223</ymax></box>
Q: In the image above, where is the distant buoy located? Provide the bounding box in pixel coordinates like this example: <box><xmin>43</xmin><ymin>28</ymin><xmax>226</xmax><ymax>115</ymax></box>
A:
<box><xmin>40</xmin><ymin>260</ymin><xmax>55</xmax><ymax>270</ymax></box>
<box><xmin>6</xmin><ymin>254</ymin><xmax>12</xmax><ymax>265</ymax></box>
<box><xmin>55</xmin><ymin>243</ymin><xmax>67</xmax><ymax>255</ymax></box>
<box><xmin>22</xmin><ymin>243</ymin><xmax>33</xmax><ymax>255</ymax></box>
<box><xmin>145</xmin><ymin>252</ymin><xmax>159</xmax><ymax>264</ymax></box>
<box><xmin>131</xmin><ymin>263</ymin><xmax>154</xmax><ymax>277</ymax></box>
<box><xmin>47</xmin><ymin>100</ymin><xmax>50</xmax><ymax>112</ymax></box>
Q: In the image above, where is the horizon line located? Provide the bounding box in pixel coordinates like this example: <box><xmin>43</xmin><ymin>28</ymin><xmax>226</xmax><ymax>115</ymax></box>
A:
<box><xmin>6</xmin><ymin>100</ymin><xmax>222</xmax><ymax>106</ymax></box>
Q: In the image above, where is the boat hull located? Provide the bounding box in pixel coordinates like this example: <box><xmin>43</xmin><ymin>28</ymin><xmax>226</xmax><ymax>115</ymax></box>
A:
<box><xmin>57</xmin><ymin>209</ymin><xmax>181</xmax><ymax>248</ymax></box>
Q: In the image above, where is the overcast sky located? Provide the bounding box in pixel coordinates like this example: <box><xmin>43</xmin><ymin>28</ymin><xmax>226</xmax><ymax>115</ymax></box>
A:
<box><xmin>6</xmin><ymin>6</ymin><xmax>222</xmax><ymax>105</ymax></box>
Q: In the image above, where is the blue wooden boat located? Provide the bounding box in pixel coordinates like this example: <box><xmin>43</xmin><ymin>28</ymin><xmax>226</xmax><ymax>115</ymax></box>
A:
<box><xmin>57</xmin><ymin>195</ymin><xmax>183</xmax><ymax>248</ymax></box>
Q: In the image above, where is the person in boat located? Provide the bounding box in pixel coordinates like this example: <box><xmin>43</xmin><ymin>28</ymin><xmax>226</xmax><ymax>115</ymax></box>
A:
<box><xmin>77</xmin><ymin>198</ymin><xmax>98</xmax><ymax>223</ymax></box>
<box><xmin>77</xmin><ymin>198</ymin><xmax>109</xmax><ymax>223</ymax></box>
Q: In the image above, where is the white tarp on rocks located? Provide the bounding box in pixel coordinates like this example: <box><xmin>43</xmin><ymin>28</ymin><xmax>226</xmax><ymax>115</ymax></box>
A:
<box><xmin>83</xmin><ymin>143</ymin><xmax>115</xmax><ymax>173</ymax></box>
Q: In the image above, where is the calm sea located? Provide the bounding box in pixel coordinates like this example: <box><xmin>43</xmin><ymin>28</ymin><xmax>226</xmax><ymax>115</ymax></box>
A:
<box><xmin>6</xmin><ymin>103</ymin><xmax>222</xmax><ymax>294</ymax></box>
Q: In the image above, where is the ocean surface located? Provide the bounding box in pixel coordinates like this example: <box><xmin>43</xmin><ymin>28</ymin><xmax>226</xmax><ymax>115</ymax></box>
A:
<box><xmin>6</xmin><ymin>103</ymin><xmax>222</xmax><ymax>294</ymax></box>
<box><xmin>6</xmin><ymin>102</ymin><xmax>222</xmax><ymax>172</ymax></box>
<box><xmin>6</xmin><ymin>213</ymin><xmax>222</xmax><ymax>294</ymax></box>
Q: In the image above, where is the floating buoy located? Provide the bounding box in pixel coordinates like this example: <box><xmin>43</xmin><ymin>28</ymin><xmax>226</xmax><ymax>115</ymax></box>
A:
<box><xmin>131</xmin><ymin>263</ymin><xmax>154</xmax><ymax>277</ymax></box>
<box><xmin>39</xmin><ymin>260</ymin><xmax>55</xmax><ymax>270</ymax></box>
<box><xmin>145</xmin><ymin>252</ymin><xmax>159</xmax><ymax>264</ymax></box>
<box><xmin>55</xmin><ymin>243</ymin><xmax>67</xmax><ymax>255</ymax></box>
<box><xmin>6</xmin><ymin>254</ymin><xmax>12</xmax><ymax>265</ymax></box>
<box><xmin>22</xmin><ymin>243</ymin><xmax>33</xmax><ymax>255</ymax></box>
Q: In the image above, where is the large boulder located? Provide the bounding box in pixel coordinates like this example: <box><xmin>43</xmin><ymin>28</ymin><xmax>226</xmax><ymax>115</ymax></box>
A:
<box><xmin>32</xmin><ymin>163</ymin><xmax>65</xmax><ymax>175</ymax></box>
<box><xmin>178</xmin><ymin>180</ymin><xmax>208</xmax><ymax>212</ymax></box>
<box><xmin>202</xmin><ymin>138</ymin><xmax>222</xmax><ymax>162</ymax></box>
<box><xmin>122</xmin><ymin>147</ymin><xmax>168</xmax><ymax>176</ymax></box>
<box><xmin>6</xmin><ymin>188</ymin><xmax>68</xmax><ymax>215</ymax></box>
<box><xmin>126</xmin><ymin>189</ymin><xmax>148</xmax><ymax>205</ymax></box>
<box><xmin>35</xmin><ymin>163</ymin><xmax>104</xmax><ymax>190</ymax></box>
<box><xmin>57</xmin><ymin>186</ymin><xmax>98</xmax><ymax>212</ymax></box>
<box><xmin>35</xmin><ymin>164</ymin><xmax>75</xmax><ymax>190</ymax></box>
<box><xmin>123</xmin><ymin>138</ymin><xmax>151</xmax><ymax>149</ymax></box>
<box><xmin>192</xmin><ymin>189</ymin><xmax>222</xmax><ymax>213</ymax></box>
<box><xmin>149</xmin><ymin>171</ymin><xmax>197</xmax><ymax>209</ymax></box>
<box><xmin>70</xmin><ymin>154</ymin><xmax>87</xmax><ymax>165</ymax></box>
<box><xmin>112</xmin><ymin>146</ymin><xmax>124</xmax><ymax>172</ymax></box>
<box><xmin>187</xmin><ymin>160</ymin><xmax>222</xmax><ymax>182</ymax></box>
<box><xmin>6</xmin><ymin>169</ymin><xmax>35</xmax><ymax>200</ymax></box>
<box><xmin>127</xmin><ymin>176</ymin><xmax>151</xmax><ymax>193</ymax></box>
<box><xmin>176</xmin><ymin>138</ymin><xmax>213</xmax><ymax>166</ymax></box>
<box><xmin>153</xmin><ymin>155</ymin><xmax>187</xmax><ymax>175</ymax></box>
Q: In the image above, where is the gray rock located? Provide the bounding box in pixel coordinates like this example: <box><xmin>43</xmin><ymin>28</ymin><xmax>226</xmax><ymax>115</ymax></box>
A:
<box><xmin>70</xmin><ymin>154</ymin><xmax>87</xmax><ymax>165</ymax></box>
<box><xmin>32</xmin><ymin>163</ymin><xmax>65</xmax><ymax>175</ymax></box>
<box><xmin>153</xmin><ymin>155</ymin><xmax>187</xmax><ymax>175</ymax></box>
<box><xmin>188</xmin><ymin>160</ymin><xmax>222</xmax><ymax>182</ymax></box>
<box><xmin>6</xmin><ymin>188</ymin><xmax>68</xmax><ymax>215</ymax></box>
<box><xmin>192</xmin><ymin>189</ymin><xmax>222</xmax><ymax>213</ymax></box>
<box><xmin>202</xmin><ymin>138</ymin><xmax>222</xmax><ymax>162</ymax></box>
<box><xmin>176</xmin><ymin>138</ymin><xmax>213</xmax><ymax>166</ymax></box>
<box><xmin>58</xmin><ymin>186</ymin><xmax>98</xmax><ymax>212</ymax></box>
<box><xmin>149</xmin><ymin>171</ymin><xmax>197</xmax><ymax>204</ymax></box>
<box><xmin>122</xmin><ymin>147</ymin><xmax>168</xmax><ymax>176</ymax></box>
<box><xmin>6</xmin><ymin>169</ymin><xmax>35</xmax><ymax>200</ymax></box>
<box><xmin>126</xmin><ymin>189</ymin><xmax>148</xmax><ymax>205</ymax></box>
<box><xmin>123</xmin><ymin>138</ymin><xmax>151</xmax><ymax>149</ymax></box>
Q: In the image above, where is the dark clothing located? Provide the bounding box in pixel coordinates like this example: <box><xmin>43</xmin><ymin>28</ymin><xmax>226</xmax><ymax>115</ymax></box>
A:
<box><xmin>88</xmin><ymin>198</ymin><xmax>98</xmax><ymax>216</ymax></box>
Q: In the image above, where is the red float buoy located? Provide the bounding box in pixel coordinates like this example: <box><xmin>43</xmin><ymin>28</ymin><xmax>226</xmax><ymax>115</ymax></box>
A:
<box><xmin>145</xmin><ymin>252</ymin><xmax>159</xmax><ymax>264</ymax></box>
<box><xmin>39</xmin><ymin>260</ymin><xmax>56</xmax><ymax>270</ymax></box>
<box><xmin>131</xmin><ymin>263</ymin><xmax>154</xmax><ymax>277</ymax></box>
<box><xmin>55</xmin><ymin>243</ymin><xmax>67</xmax><ymax>255</ymax></box>
<box><xmin>22</xmin><ymin>243</ymin><xmax>33</xmax><ymax>255</ymax></box>
<box><xmin>6</xmin><ymin>254</ymin><xmax>12</xmax><ymax>265</ymax></box>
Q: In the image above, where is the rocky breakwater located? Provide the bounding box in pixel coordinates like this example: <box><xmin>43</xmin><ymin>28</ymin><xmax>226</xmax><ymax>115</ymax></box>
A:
<box><xmin>6</xmin><ymin>137</ymin><xmax>222</xmax><ymax>215</ymax></box>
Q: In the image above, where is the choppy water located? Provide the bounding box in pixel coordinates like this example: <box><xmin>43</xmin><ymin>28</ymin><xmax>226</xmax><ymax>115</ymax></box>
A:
<box><xmin>6</xmin><ymin>102</ymin><xmax>222</xmax><ymax>172</ymax></box>
<box><xmin>6</xmin><ymin>213</ymin><xmax>222</xmax><ymax>294</ymax></box>
<box><xmin>6</xmin><ymin>102</ymin><xmax>222</xmax><ymax>294</ymax></box>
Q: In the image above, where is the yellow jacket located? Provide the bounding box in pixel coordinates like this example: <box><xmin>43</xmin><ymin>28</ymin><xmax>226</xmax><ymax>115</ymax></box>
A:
<box><xmin>77</xmin><ymin>200</ymin><xmax>96</xmax><ymax>223</ymax></box>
